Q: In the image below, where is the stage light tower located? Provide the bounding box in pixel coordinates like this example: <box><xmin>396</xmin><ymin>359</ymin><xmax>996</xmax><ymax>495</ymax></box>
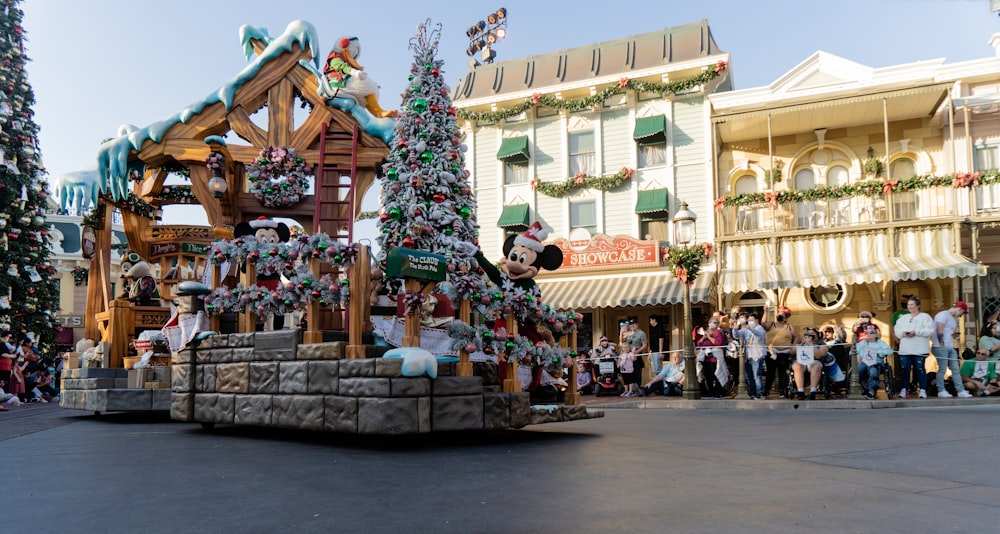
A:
<box><xmin>465</xmin><ymin>7</ymin><xmax>507</xmax><ymax>67</ymax></box>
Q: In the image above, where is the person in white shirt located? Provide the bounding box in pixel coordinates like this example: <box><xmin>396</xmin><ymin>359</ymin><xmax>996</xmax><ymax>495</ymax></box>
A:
<box><xmin>893</xmin><ymin>296</ymin><xmax>935</xmax><ymax>399</ymax></box>
<box><xmin>791</xmin><ymin>326</ymin><xmax>829</xmax><ymax>400</ymax></box>
<box><xmin>733</xmin><ymin>313</ymin><xmax>767</xmax><ymax>399</ymax></box>
<box><xmin>931</xmin><ymin>302</ymin><xmax>973</xmax><ymax>398</ymax></box>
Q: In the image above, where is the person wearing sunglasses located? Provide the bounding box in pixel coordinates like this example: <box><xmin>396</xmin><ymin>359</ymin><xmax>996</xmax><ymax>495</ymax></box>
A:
<box><xmin>960</xmin><ymin>348</ymin><xmax>1000</xmax><ymax>396</ymax></box>
<box><xmin>791</xmin><ymin>327</ymin><xmax>828</xmax><ymax>400</ymax></box>
<box><xmin>855</xmin><ymin>325</ymin><xmax>893</xmax><ymax>400</ymax></box>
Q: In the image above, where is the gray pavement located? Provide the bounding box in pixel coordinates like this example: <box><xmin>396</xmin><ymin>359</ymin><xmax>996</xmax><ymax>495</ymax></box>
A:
<box><xmin>3</xmin><ymin>403</ymin><xmax>999</xmax><ymax>533</ymax></box>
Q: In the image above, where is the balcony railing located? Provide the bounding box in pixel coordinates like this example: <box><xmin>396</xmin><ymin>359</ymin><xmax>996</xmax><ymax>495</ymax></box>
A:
<box><xmin>716</xmin><ymin>184</ymin><xmax>993</xmax><ymax>237</ymax></box>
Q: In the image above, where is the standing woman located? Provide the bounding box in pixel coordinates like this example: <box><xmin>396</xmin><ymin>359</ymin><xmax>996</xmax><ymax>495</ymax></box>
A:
<box><xmin>893</xmin><ymin>296</ymin><xmax>934</xmax><ymax>398</ymax></box>
<box><xmin>697</xmin><ymin>319</ymin><xmax>727</xmax><ymax>398</ymax></box>
<box><xmin>764</xmin><ymin>306</ymin><xmax>797</xmax><ymax>399</ymax></box>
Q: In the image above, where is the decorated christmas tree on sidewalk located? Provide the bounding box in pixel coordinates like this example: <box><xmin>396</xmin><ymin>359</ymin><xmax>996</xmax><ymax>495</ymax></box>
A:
<box><xmin>376</xmin><ymin>20</ymin><xmax>479</xmax><ymax>287</ymax></box>
<box><xmin>0</xmin><ymin>0</ymin><xmax>59</xmax><ymax>350</ymax></box>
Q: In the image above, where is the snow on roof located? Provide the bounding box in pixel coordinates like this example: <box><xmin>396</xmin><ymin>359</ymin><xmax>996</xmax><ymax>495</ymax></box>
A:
<box><xmin>96</xmin><ymin>20</ymin><xmax>395</xmax><ymax>200</ymax></box>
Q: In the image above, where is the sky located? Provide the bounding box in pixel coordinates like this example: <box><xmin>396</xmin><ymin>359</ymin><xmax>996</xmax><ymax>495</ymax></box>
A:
<box><xmin>20</xmin><ymin>0</ymin><xmax>1000</xmax><ymax>236</ymax></box>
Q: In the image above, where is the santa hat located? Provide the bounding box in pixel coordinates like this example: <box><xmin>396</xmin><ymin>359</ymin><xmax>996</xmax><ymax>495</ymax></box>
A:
<box><xmin>249</xmin><ymin>216</ymin><xmax>278</xmax><ymax>229</ymax></box>
<box><xmin>514</xmin><ymin>221</ymin><xmax>548</xmax><ymax>253</ymax></box>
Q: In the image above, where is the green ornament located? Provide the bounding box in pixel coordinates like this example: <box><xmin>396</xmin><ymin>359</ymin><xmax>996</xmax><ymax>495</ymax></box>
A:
<box><xmin>425</xmin><ymin>63</ymin><xmax>433</xmax><ymax>70</ymax></box>
<box><xmin>459</xmin><ymin>206</ymin><xmax>471</xmax><ymax>219</ymax></box>
<box><xmin>420</xmin><ymin>151</ymin><xmax>434</xmax><ymax>163</ymax></box>
<box><xmin>493</xmin><ymin>292</ymin><xmax>502</xmax><ymax>300</ymax></box>
<box><xmin>505</xmin><ymin>340</ymin><xmax>514</xmax><ymax>350</ymax></box>
<box><xmin>482</xmin><ymin>331</ymin><xmax>493</xmax><ymax>341</ymax></box>
<box><xmin>334</xmin><ymin>254</ymin><xmax>342</xmax><ymax>262</ymax></box>
<box><xmin>390</xmin><ymin>208</ymin><xmax>402</xmax><ymax>220</ymax></box>
<box><xmin>444</xmin><ymin>227</ymin><xmax>453</xmax><ymax>235</ymax></box>
<box><xmin>408</xmin><ymin>74</ymin><xmax>414</xmax><ymax>81</ymax></box>
<box><xmin>387</xmin><ymin>168</ymin><xmax>398</xmax><ymax>181</ymax></box>
<box><xmin>419</xmin><ymin>131</ymin><xmax>428</xmax><ymax>138</ymax></box>
<box><xmin>412</xmin><ymin>99</ymin><xmax>428</xmax><ymax>113</ymax></box>
<box><xmin>341</xmin><ymin>279</ymin><xmax>349</xmax><ymax>286</ymax></box>
<box><xmin>303</xmin><ymin>279</ymin><xmax>312</xmax><ymax>288</ymax></box>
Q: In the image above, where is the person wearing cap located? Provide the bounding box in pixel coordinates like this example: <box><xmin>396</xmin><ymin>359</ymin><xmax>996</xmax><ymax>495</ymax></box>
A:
<box><xmin>894</xmin><ymin>296</ymin><xmax>934</xmax><ymax>399</ymax></box>
<box><xmin>931</xmin><ymin>302</ymin><xmax>973</xmax><ymax>398</ymax></box>
<box><xmin>594</xmin><ymin>336</ymin><xmax>617</xmax><ymax>357</ymax></box>
<box><xmin>855</xmin><ymin>324</ymin><xmax>893</xmax><ymax>399</ymax></box>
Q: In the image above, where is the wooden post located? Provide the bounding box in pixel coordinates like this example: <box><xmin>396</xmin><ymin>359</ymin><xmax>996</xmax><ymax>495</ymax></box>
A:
<box><xmin>239</xmin><ymin>260</ymin><xmax>257</xmax><ymax>333</ymax></box>
<box><xmin>502</xmin><ymin>312</ymin><xmax>521</xmax><ymax>393</ymax></box>
<box><xmin>402</xmin><ymin>279</ymin><xmax>422</xmax><ymax>348</ymax></box>
<box><xmin>209</xmin><ymin>263</ymin><xmax>221</xmax><ymax>333</ymax></box>
<box><xmin>346</xmin><ymin>245</ymin><xmax>370</xmax><ymax>358</ymax></box>
<box><xmin>457</xmin><ymin>299</ymin><xmax>473</xmax><ymax>377</ymax></box>
<box><xmin>303</xmin><ymin>256</ymin><xmax>323</xmax><ymax>345</ymax></box>
<box><xmin>565</xmin><ymin>328</ymin><xmax>580</xmax><ymax>405</ymax></box>
<box><xmin>106</xmin><ymin>299</ymin><xmax>134</xmax><ymax>369</ymax></box>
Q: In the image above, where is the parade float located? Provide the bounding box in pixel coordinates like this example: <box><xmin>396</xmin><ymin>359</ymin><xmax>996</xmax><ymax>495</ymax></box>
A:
<box><xmin>58</xmin><ymin>20</ymin><xmax>601</xmax><ymax>433</ymax></box>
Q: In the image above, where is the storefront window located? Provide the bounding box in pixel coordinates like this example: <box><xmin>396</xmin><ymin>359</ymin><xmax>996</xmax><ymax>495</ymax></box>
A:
<box><xmin>569</xmin><ymin>130</ymin><xmax>595</xmax><ymax>176</ymax></box>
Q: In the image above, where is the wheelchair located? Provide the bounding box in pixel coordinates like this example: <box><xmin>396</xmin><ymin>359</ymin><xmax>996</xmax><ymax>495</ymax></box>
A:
<box><xmin>784</xmin><ymin>361</ymin><xmax>833</xmax><ymax>400</ymax></box>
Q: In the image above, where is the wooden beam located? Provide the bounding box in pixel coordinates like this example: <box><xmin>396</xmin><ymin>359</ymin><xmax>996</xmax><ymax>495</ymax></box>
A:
<box><xmin>84</xmin><ymin>204</ymin><xmax>113</xmax><ymax>341</ymax></box>
<box><xmin>268</xmin><ymin>78</ymin><xmax>294</xmax><ymax>147</ymax></box>
<box><xmin>137</xmin><ymin>167</ymin><xmax>168</xmax><ymax>197</ymax></box>
<box><xmin>289</xmin><ymin>106</ymin><xmax>334</xmax><ymax>149</ymax></box>
<box><xmin>188</xmin><ymin>166</ymin><xmax>224</xmax><ymax>228</ymax></box>
<box><xmin>226</xmin><ymin>105</ymin><xmax>267</xmax><ymax>147</ymax></box>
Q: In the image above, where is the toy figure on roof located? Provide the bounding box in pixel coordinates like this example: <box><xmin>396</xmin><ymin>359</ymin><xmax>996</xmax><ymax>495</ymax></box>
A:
<box><xmin>475</xmin><ymin>221</ymin><xmax>563</xmax><ymax>345</ymax></box>
<box><xmin>324</xmin><ymin>36</ymin><xmax>398</xmax><ymax>118</ymax></box>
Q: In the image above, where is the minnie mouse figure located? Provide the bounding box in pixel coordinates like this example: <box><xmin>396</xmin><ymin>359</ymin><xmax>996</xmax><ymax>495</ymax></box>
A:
<box><xmin>234</xmin><ymin>217</ymin><xmax>291</xmax><ymax>330</ymax></box>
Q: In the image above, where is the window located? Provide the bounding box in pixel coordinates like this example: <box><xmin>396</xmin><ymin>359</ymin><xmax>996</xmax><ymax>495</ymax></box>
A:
<box><xmin>890</xmin><ymin>158</ymin><xmax>916</xmax><ymax>180</ymax></box>
<box><xmin>638</xmin><ymin>135</ymin><xmax>666</xmax><ymax>168</ymax></box>
<box><xmin>570</xmin><ymin>200</ymin><xmax>597</xmax><ymax>234</ymax></box>
<box><xmin>504</xmin><ymin>160</ymin><xmax>528</xmax><ymax>185</ymax></box>
<box><xmin>733</xmin><ymin>175</ymin><xmax>759</xmax><ymax>233</ymax></box>
<box><xmin>975</xmin><ymin>144</ymin><xmax>999</xmax><ymax>172</ymax></box>
<box><xmin>807</xmin><ymin>284</ymin><xmax>848</xmax><ymax>311</ymax></box>
<box><xmin>569</xmin><ymin>130</ymin><xmax>595</xmax><ymax>176</ymax></box>
<box><xmin>975</xmin><ymin>145</ymin><xmax>1000</xmax><ymax>211</ymax></box>
<box><xmin>890</xmin><ymin>157</ymin><xmax>917</xmax><ymax>220</ymax></box>
<box><xmin>794</xmin><ymin>168</ymin><xmax>816</xmax><ymax>228</ymax></box>
<box><xmin>536</xmin><ymin>106</ymin><xmax>558</xmax><ymax>119</ymax></box>
<box><xmin>640</xmin><ymin>218</ymin><xmax>669</xmax><ymax>242</ymax></box>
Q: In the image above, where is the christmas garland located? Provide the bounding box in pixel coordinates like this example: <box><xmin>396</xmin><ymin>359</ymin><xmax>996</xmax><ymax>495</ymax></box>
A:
<box><xmin>663</xmin><ymin>242</ymin><xmax>712</xmax><ymax>284</ymax></box>
<box><xmin>71</xmin><ymin>266</ymin><xmax>89</xmax><ymax>286</ymax></box>
<box><xmin>246</xmin><ymin>146</ymin><xmax>312</xmax><ymax>208</ymax></box>
<box><xmin>160</xmin><ymin>185</ymin><xmax>197</xmax><ymax>203</ymax></box>
<box><xmin>208</xmin><ymin>233</ymin><xmax>358</xmax><ymax>275</ymax></box>
<box><xmin>446</xmin><ymin>320</ymin><xmax>575</xmax><ymax>373</ymax></box>
<box><xmin>714</xmin><ymin>171</ymin><xmax>998</xmax><ymax>210</ymax></box>
<box><xmin>456</xmin><ymin>61</ymin><xmax>727</xmax><ymax>122</ymax></box>
<box><xmin>100</xmin><ymin>192</ymin><xmax>156</xmax><ymax>219</ymax></box>
<box><xmin>531</xmin><ymin>167</ymin><xmax>634</xmax><ymax>198</ymax></box>
<box><xmin>203</xmin><ymin>270</ymin><xmax>348</xmax><ymax>317</ymax></box>
<box><xmin>356</xmin><ymin>210</ymin><xmax>378</xmax><ymax>221</ymax></box>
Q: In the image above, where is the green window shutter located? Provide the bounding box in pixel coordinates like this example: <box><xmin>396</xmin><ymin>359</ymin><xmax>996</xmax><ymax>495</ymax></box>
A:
<box><xmin>635</xmin><ymin>188</ymin><xmax>669</xmax><ymax>218</ymax></box>
<box><xmin>497</xmin><ymin>136</ymin><xmax>530</xmax><ymax>162</ymax></box>
<box><xmin>497</xmin><ymin>203</ymin><xmax>530</xmax><ymax>229</ymax></box>
<box><xmin>633</xmin><ymin>115</ymin><xmax>666</xmax><ymax>140</ymax></box>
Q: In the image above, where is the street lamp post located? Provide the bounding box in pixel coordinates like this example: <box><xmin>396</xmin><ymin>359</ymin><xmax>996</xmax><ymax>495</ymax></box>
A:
<box><xmin>672</xmin><ymin>202</ymin><xmax>700</xmax><ymax>400</ymax></box>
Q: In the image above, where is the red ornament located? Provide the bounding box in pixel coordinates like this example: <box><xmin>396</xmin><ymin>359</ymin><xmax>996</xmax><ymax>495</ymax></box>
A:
<box><xmin>379</xmin><ymin>213</ymin><xmax>390</xmax><ymax>222</ymax></box>
<box><xmin>402</xmin><ymin>237</ymin><xmax>416</xmax><ymax>248</ymax></box>
<box><xmin>432</xmin><ymin>194</ymin><xmax>445</xmax><ymax>203</ymax></box>
<box><xmin>429</xmin><ymin>105</ymin><xmax>439</xmax><ymax>113</ymax></box>
<box><xmin>431</xmin><ymin>68</ymin><xmax>440</xmax><ymax>77</ymax></box>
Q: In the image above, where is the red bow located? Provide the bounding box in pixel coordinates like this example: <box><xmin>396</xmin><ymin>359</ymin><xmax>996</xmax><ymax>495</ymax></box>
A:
<box><xmin>882</xmin><ymin>180</ymin><xmax>898</xmax><ymax>194</ymax></box>
<box><xmin>715</xmin><ymin>60</ymin><xmax>728</xmax><ymax>74</ymax></box>
<box><xmin>621</xmin><ymin>167</ymin><xmax>634</xmax><ymax>179</ymax></box>
<box><xmin>618</xmin><ymin>77</ymin><xmax>629</xmax><ymax>89</ymax></box>
<box><xmin>531</xmin><ymin>93</ymin><xmax>541</xmax><ymax>105</ymax></box>
<box><xmin>764</xmin><ymin>192</ymin><xmax>778</xmax><ymax>207</ymax></box>
<box><xmin>714</xmin><ymin>197</ymin><xmax>725</xmax><ymax>211</ymax></box>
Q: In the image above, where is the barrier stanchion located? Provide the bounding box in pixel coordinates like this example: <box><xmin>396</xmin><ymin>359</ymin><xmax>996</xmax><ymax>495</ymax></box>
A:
<box><xmin>565</xmin><ymin>330</ymin><xmax>580</xmax><ymax>405</ymax></box>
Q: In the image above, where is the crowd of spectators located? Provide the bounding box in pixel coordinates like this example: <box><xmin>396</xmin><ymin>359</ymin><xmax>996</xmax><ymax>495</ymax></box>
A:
<box><xmin>0</xmin><ymin>330</ymin><xmax>60</xmax><ymax>411</ymax></box>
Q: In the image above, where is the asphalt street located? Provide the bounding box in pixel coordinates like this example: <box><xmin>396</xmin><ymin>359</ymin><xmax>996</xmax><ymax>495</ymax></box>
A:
<box><xmin>3</xmin><ymin>403</ymin><xmax>998</xmax><ymax>533</ymax></box>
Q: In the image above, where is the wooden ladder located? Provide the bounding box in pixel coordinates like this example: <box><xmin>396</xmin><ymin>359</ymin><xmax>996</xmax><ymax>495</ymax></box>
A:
<box><xmin>314</xmin><ymin>121</ymin><xmax>360</xmax><ymax>240</ymax></box>
<box><xmin>312</xmin><ymin>121</ymin><xmax>361</xmax><ymax>331</ymax></box>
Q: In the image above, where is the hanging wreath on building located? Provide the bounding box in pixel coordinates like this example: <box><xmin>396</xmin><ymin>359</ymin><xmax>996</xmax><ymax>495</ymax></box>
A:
<box><xmin>246</xmin><ymin>146</ymin><xmax>312</xmax><ymax>208</ymax></box>
<box><xmin>663</xmin><ymin>242</ymin><xmax>712</xmax><ymax>284</ymax></box>
<box><xmin>71</xmin><ymin>266</ymin><xmax>89</xmax><ymax>286</ymax></box>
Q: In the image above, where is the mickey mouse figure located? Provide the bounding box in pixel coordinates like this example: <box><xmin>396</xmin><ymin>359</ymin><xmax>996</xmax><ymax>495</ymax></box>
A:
<box><xmin>234</xmin><ymin>217</ymin><xmax>291</xmax><ymax>329</ymax></box>
<box><xmin>475</xmin><ymin>221</ymin><xmax>563</xmax><ymax>344</ymax></box>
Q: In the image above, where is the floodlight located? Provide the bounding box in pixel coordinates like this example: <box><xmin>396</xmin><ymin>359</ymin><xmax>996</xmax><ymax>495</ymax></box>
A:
<box><xmin>496</xmin><ymin>7</ymin><xmax>507</xmax><ymax>19</ymax></box>
<box><xmin>495</xmin><ymin>27</ymin><xmax>506</xmax><ymax>39</ymax></box>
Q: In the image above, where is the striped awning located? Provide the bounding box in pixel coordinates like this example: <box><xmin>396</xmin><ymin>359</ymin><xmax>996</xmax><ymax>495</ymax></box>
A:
<box><xmin>894</xmin><ymin>226</ymin><xmax>986</xmax><ymax>280</ymax></box>
<box><xmin>536</xmin><ymin>267</ymin><xmax>715</xmax><ymax>309</ymax></box>
<box><xmin>718</xmin><ymin>227</ymin><xmax>985</xmax><ymax>294</ymax></box>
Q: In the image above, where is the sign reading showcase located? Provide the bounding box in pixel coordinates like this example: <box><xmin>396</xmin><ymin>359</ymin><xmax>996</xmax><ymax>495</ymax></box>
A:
<box><xmin>551</xmin><ymin>234</ymin><xmax>660</xmax><ymax>272</ymax></box>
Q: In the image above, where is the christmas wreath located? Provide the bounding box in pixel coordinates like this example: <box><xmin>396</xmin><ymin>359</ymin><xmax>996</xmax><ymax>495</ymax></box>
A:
<box><xmin>246</xmin><ymin>146</ymin><xmax>312</xmax><ymax>208</ymax></box>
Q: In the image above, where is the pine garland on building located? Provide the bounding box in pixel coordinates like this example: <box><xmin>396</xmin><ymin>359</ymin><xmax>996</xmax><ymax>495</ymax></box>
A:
<box><xmin>0</xmin><ymin>0</ymin><xmax>60</xmax><ymax>351</ymax></box>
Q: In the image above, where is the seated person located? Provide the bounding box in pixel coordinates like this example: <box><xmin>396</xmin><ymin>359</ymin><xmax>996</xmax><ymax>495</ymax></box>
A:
<box><xmin>594</xmin><ymin>335</ymin><xmax>617</xmax><ymax>357</ymax></box>
<box><xmin>641</xmin><ymin>351</ymin><xmax>685</xmax><ymax>397</ymax></box>
<box><xmin>792</xmin><ymin>326</ymin><xmax>829</xmax><ymax>400</ymax></box>
<box><xmin>575</xmin><ymin>358</ymin><xmax>594</xmax><ymax>395</ymax></box>
<box><xmin>855</xmin><ymin>324</ymin><xmax>893</xmax><ymax>399</ymax></box>
<box><xmin>960</xmin><ymin>348</ymin><xmax>1000</xmax><ymax>396</ymax></box>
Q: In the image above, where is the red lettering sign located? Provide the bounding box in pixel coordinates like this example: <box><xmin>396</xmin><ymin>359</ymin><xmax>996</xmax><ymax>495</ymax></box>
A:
<box><xmin>149</xmin><ymin>242</ymin><xmax>180</xmax><ymax>257</ymax></box>
<box><xmin>549</xmin><ymin>234</ymin><xmax>661</xmax><ymax>272</ymax></box>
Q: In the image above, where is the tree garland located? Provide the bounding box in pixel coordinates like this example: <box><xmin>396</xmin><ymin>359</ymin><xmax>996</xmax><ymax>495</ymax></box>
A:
<box><xmin>446</xmin><ymin>320</ymin><xmax>575</xmax><ymax>373</ymax></box>
<box><xmin>203</xmin><ymin>270</ymin><xmax>348</xmax><ymax>317</ymax></box>
<box><xmin>100</xmin><ymin>192</ymin><xmax>156</xmax><ymax>219</ymax></box>
<box><xmin>714</xmin><ymin>171</ymin><xmax>999</xmax><ymax>210</ymax></box>
<box><xmin>246</xmin><ymin>146</ymin><xmax>312</xmax><ymax>208</ymax></box>
<box><xmin>456</xmin><ymin>61</ymin><xmax>727</xmax><ymax>122</ymax></box>
<box><xmin>208</xmin><ymin>233</ymin><xmax>358</xmax><ymax>275</ymax></box>
<box><xmin>663</xmin><ymin>242</ymin><xmax>712</xmax><ymax>284</ymax></box>
<box><xmin>531</xmin><ymin>167</ymin><xmax>634</xmax><ymax>198</ymax></box>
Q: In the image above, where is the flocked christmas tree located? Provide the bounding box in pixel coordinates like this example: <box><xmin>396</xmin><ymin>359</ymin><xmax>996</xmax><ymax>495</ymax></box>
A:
<box><xmin>377</xmin><ymin>21</ymin><xmax>479</xmax><ymax>288</ymax></box>
<box><xmin>0</xmin><ymin>0</ymin><xmax>59</xmax><ymax>351</ymax></box>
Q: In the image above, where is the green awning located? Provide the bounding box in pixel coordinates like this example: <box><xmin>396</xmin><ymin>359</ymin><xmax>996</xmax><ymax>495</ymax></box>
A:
<box><xmin>497</xmin><ymin>136</ymin><xmax>530</xmax><ymax>161</ymax></box>
<box><xmin>497</xmin><ymin>204</ymin><xmax>530</xmax><ymax>229</ymax></box>
<box><xmin>633</xmin><ymin>115</ymin><xmax>666</xmax><ymax>140</ymax></box>
<box><xmin>636</xmin><ymin>188</ymin><xmax>669</xmax><ymax>215</ymax></box>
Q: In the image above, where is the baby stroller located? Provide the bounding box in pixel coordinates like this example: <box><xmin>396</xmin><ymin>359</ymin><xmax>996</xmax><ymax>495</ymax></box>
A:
<box><xmin>593</xmin><ymin>355</ymin><xmax>623</xmax><ymax>397</ymax></box>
